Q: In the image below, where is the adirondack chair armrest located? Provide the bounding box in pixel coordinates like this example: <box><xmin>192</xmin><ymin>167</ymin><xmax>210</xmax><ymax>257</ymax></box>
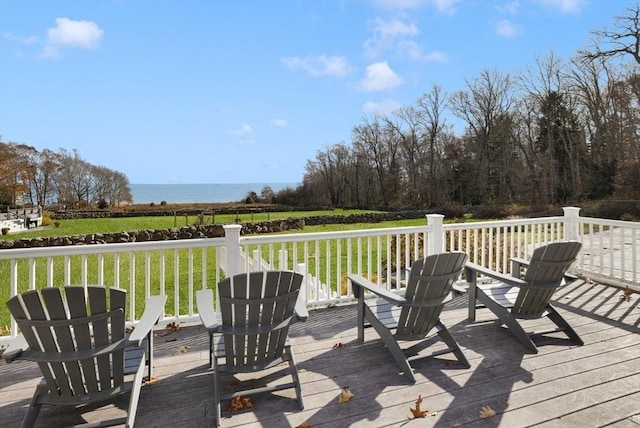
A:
<box><xmin>294</xmin><ymin>294</ymin><xmax>309</xmax><ymax>321</ymax></box>
<box><xmin>465</xmin><ymin>262</ymin><xmax>528</xmax><ymax>288</ymax></box>
<box><xmin>349</xmin><ymin>274</ymin><xmax>407</xmax><ymax>306</ymax></box>
<box><xmin>2</xmin><ymin>333</ymin><xmax>29</xmax><ymax>363</ymax></box>
<box><xmin>196</xmin><ymin>288</ymin><xmax>219</xmax><ymax>332</ymax></box>
<box><xmin>128</xmin><ymin>295</ymin><xmax>167</xmax><ymax>346</ymax></box>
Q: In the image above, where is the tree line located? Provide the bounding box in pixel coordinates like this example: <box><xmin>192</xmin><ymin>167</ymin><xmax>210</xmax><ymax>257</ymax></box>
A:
<box><xmin>283</xmin><ymin>5</ymin><xmax>640</xmax><ymax>209</ymax></box>
<box><xmin>0</xmin><ymin>143</ymin><xmax>132</xmax><ymax>208</ymax></box>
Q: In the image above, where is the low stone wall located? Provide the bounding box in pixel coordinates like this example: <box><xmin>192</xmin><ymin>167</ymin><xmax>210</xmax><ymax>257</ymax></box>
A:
<box><xmin>0</xmin><ymin>211</ymin><xmax>431</xmax><ymax>250</ymax></box>
<box><xmin>0</xmin><ymin>219</ymin><xmax>306</xmax><ymax>249</ymax></box>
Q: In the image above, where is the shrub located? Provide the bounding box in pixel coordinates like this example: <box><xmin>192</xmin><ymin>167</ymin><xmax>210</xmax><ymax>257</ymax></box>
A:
<box><xmin>160</xmin><ymin>201</ymin><xmax>167</xmax><ymax>206</ymax></box>
<box><xmin>97</xmin><ymin>199</ymin><xmax>108</xmax><ymax>209</ymax></box>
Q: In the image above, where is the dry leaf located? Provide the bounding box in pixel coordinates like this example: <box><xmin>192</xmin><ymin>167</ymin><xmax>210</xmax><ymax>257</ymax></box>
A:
<box><xmin>142</xmin><ymin>375</ymin><xmax>159</xmax><ymax>386</ymax></box>
<box><xmin>228</xmin><ymin>396</ymin><xmax>254</xmax><ymax>412</ymax></box>
<box><xmin>337</xmin><ymin>387</ymin><xmax>354</xmax><ymax>403</ymax></box>
<box><xmin>296</xmin><ymin>421</ymin><xmax>313</xmax><ymax>428</ymax></box>
<box><xmin>621</xmin><ymin>286</ymin><xmax>632</xmax><ymax>302</ymax></box>
<box><xmin>155</xmin><ymin>322</ymin><xmax>180</xmax><ymax>338</ymax></box>
<box><xmin>332</xmin><ymin>342</ymin><xmax>347</xmax><ymax>349</ymax></box>
<box><xmin>174</xmin><ymin>345</ymin><xmax>188</xmax><ymax>355</ymax></box>
<box><xmin>452</xmin><ymin>424</ymin><xmax>463</xmax><ymax>428</ymax></box>
<box><xmin>409</xmin><ymin>395</ymin><xmax>428</xmax><ymax>419</ymax></box>
<box><xmin>166</xmin><ymin>321</ymin><xmax>180</xmax><ymax>331</ymax></box>
<box><xmin>479</xmin><ymin>405</ymin><xmax>496</xmax><ymax>419</ymax></box>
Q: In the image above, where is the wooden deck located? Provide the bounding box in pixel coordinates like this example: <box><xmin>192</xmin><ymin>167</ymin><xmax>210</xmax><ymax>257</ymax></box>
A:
<box><xmin>1</xmin><ymin>279</ymin><xmax>638</xmax><ymax>427</ymax></box>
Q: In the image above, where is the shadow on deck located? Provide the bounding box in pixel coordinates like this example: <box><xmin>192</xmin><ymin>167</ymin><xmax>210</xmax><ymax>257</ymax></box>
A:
<box><xmin>1</xmin><ymin>280</ymin><xmax>638</xmax><ymax>427</ymax></box>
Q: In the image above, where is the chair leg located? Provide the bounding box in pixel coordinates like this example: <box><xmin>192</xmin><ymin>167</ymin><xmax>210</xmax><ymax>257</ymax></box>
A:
<box><xmin>435</xmin><ymin>321</ymin><xmax>470</xmax><ymax>368</ymax></box>
<box><xmin>476</xmin><ymin>288</ymin><xmax>538</xmax><ymax>353</ymax></box>
<box><xmin>125</xmin><ymin>354</ymin><xmax>147</xmax><ymax>428</ymax></box>
<box><xmin>363</xmin><ymin>304</ymin><xmax>416</xmax><ymax>383</ymax></box>
<box><xmin>357</xmin><ymin>292</ymin><xmax>365</xmax><ymax>342</ymax></box>
<box><xmin>285</xmin><ymin>344</ymin><xmax>304</xmax><ymax>409</ymax></box>
<box><xmin>213</xmin><ymin>356</ymin><xmax>221</xmax><ymax>427</ymax></box>
<box><xmin>21</xmin><ymin>385</ymin><xmax>44</xmax><ymax>428</ymax></box>
<box><xmin>547</xmin><ymin>305</ymin><xmax>584</xmax><ymax>346</ymax></box>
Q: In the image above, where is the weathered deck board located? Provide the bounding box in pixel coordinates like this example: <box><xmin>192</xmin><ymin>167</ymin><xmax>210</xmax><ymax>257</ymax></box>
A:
<box><xmin>0</xmin><ymin>279</ymin><xmax>638</xmax><ymax>427</ymax></box>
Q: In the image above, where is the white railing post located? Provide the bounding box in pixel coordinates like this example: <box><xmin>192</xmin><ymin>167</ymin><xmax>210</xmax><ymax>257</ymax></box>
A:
<box><xmin>563</xmin><ymin>207</ymin><xmax>581</xmax><ymax>242</ymax></box>
<box><xmin>427</xmin><ymin>214</ymin><xmax>445</xmax><ymax>254</ymax></box>
<box><xmin>295</xmin><ymin>262</ymin><xmax>308</xmax><ymax>304</ymax></box>
<box><xmin>223</xmin><ymin>224</ymin><xmax>243</xmax><ymax>276</ymax></box>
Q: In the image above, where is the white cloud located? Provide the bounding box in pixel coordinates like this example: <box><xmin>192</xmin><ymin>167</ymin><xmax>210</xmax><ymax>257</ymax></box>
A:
<box><xmin>535</xmin><ymin>0</ymin><xmax>584</xmax><ymax>14</ymax></box>
<box><xmin>423</xmin><ymin>50</ymin><xmax>450</xmax><ymax>62</ymax></box>
<box><xmin>370</xmin><ymin>0</ymin><xmax>424</xmax><ymax>11</ymax></box>
<box><xmin>282</xmin><ymin>55</ymin><xmax>352</xmax><ymax>77</ymax></box>
<box><xmin>3</xmin><ymin>32</ymin><xmax>38</xmax><ymax>45</ymax></box>
<box><xmin>271</xmin><ymin>119</ymin><xmax>288</xmax><ymax>127</ymax></box>
<box><xmin>397</xmin><ymin>40</ymin><xmax>450</xmax><ymax>62</ymax></box>
<box><xmin>496</xmin><ymin>19</ymin><xmax>522</xmax><ymax>38</ymax></box>
<box><xmin>364</xmin><ymin>17</ymin><xmax>419</xmax><ymax>57</ymax></box>
<box><xmin>363</xmin><ymin>99</ymin><xmax>402</xmax><ymax>116</ymax></box>
<box><xmin>359</xmin><ymin>61</ymin><xmax>404</xmax><ymax>92</ymax></box>
<box><xmin>428</xmin><ymin>0</ymin><xmax>459</xmax><ymax>15</ymax></box>
<box><xmin>230</xmin><ymin>124</ymin><xmax>252</xmax><ymax>135</ymax></box>
<box><xmin>237</xmin><ymin>139</ymin><xmax>255</xmax><ymax>146</ymax></box>
<box><xmin>267</xmin><ymin>162</ymin><xmax>279</xmax><ymax>170</ymax></box>
<box><xmin>42</xmin><ymin>18</ymin><xmax>103</xmax><ymax>59</ymax></box>
<box><xmin>496</xmin><ymin>0</ymin><xmax>520</xmax><ymax>15</ymax></box>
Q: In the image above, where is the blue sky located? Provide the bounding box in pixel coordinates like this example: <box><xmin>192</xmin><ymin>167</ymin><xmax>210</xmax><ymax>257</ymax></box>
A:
<box><xmin>0</xmin><ymin>0</ymin><xmax>630</xmax><ymax>184</ymax></box>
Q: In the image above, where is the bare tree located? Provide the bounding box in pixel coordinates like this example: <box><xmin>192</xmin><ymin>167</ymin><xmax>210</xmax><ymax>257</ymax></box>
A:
<box><xmin>580</xmin><ymin>4</ymin><xmax>640</xmax><ymax>64</ymax></box>
<box><xmin>449</xmin><ymin>68</ymin><xmax>517</xmax><ymax>205</ymax></box>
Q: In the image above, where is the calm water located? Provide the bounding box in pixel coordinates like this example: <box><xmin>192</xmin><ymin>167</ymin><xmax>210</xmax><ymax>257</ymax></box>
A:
<box><xmin>129</xmin><ymin>183</ymin><xmax>299</xmax><ymax>204</ymax></box>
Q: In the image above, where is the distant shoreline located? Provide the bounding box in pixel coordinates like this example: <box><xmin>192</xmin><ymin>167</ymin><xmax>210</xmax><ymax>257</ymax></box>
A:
<box><xmin>130</xmin><ymin>182</ymin><xmax>300</xmax><ymax>204</ymax></box>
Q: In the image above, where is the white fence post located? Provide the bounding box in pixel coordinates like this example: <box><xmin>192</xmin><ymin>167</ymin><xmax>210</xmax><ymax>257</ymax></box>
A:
<box><xmin>563</xmin><ymin>207</ymin><xmax>581</xmax><ymax>241</ymax></box>
<box><xmin>223</xmin><ymin>224</ymin><xmax>243</xmax><ymax>276</ymax></box>
<box><xmin>295</xmin><ymin>263</ymin><xmax>308</xmax><ymax>304</ymax></box>
<box><xmin>426</xmin><ymin>214</ymin><xmax>445</xmax><ymax>254</ymax></box>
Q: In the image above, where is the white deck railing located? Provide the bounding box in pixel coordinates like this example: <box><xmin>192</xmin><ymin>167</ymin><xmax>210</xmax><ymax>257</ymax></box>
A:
<box><xmin>0</xmin><ymin>207</ymin><xmax>637</xmax><ymax>344</ymax></box>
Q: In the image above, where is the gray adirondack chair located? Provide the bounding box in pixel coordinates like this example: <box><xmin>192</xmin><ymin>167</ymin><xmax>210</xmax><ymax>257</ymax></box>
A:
<box><xmin>196</xmin><ymin>270</ymin><xmax>307</xmax><ymax>426</ymax></box>
<box><xmin>466</xmin><ymin>241</ymin><xmax>583</xmax><ymax>353</ymax></box>
<box><xmin>3</xmin><ymin>286</ymin><xmax>166</xmax><ymax>428</ymax></box>
<box><xmin>349</xmin><ymin>252</ymin><xmax>470</xmax><ymax>383</ymax></box>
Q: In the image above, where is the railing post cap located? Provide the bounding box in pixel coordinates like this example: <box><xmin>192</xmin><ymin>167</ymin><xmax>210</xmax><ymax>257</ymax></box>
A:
<box><xmin>223</xmin><ymin>224</ymin><xmax>243</xmax><ymax>231</ymax></box>
<box><xmin>563</xmin><ymin>207</ymin><xmax>581</xmax><ymax>216</ymax></box>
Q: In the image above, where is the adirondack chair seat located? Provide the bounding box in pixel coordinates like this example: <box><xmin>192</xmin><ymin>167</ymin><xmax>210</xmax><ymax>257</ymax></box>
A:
<box><xmin>349</xmin><ymin>252</ymin><xmax>470</xmax><ymax>383</ymax></box>
<box><xmin>466</xmin><ymin>241</ymin><xmax>583</xmax><ymax>353</ymax></box>
<box><xmin>4</xmin><ymin>286</ymin><xmax>166</xmax><ymax>428</ymax></box>
<box><xmin>197</xmin><ymin>271</ymin><xmax>307</xmax><ymax>426</ymax></box>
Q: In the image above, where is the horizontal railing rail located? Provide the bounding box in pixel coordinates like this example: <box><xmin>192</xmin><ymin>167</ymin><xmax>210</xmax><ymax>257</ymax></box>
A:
<box><xmin>0</xmin><ymin>207</ymin><xmax>637</xmax><ymax>344</ymax></box>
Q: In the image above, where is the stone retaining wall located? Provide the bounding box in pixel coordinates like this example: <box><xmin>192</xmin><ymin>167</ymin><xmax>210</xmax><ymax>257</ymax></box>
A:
<box><xmin>0</xmin><ymin>211</ymin><xmax>431</xmax><ymax>250</ymax></box>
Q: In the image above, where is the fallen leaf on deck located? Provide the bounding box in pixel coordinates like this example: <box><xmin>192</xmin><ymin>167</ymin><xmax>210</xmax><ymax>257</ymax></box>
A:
<box><xmin>337</xmin><ymin>387</ymin><xmax>354</xmax><ymax>403</ymax></box>
<box><xmin>174</xmin><ymin>345</ymin><xmax>188</xmax><ymax>355</ymax></box>
<box><xmin>452</xmin><ymin>423</ymin><xmax>462</xmax><ymax>428</ymax></box>
<box><xmin>166</xmin><ymin>321</ymin><xmax>180</xmax><ymax>331</ymax></box>
<box><xmin>295</xmin><ymin>421</ymin><xmax>313</xmax><ymax>428</ymax></box>
<box><xmin>479</xmin><ymin>405</ymin><xmax>496</xmax><ymax>418</ymax></box>
<box><xmin>621</xmin><ymin>286</ymin><xmax>632</xmax><ymax>302</ymax></box>
<box><xmin>332</xmin><ymin>342</ymin><xmax>347</xmax><ymax>349</ymax></box>
<box><xmin>142</xmin><ymin>375</ymin><xmax>159</xmax><ymax>386</ymax></box>
<box><xmin>155</xmin><ymin>322</ymin><xmax>180</xmax><ymax>338</ymax></box>
<box><xmin>409</xmin><ymin>395</ymin><xmax>428</xmax><ymax>419</ymax></box>
<box><xmin>228</xmin><ymin>396</ymin><xmax>254</xmax><ymax>412</ymax></box>
<box><xmin>165</xmin><ymin>337</ymin><xmax>177</xmax><ymax>342</ymax></box>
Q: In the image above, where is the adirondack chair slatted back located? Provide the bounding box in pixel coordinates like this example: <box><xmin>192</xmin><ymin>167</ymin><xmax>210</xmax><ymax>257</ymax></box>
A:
<box><xmin>397</xmin><ymin>252</ymin><xmax>467</xmax><ymax>338</ymax></box>
<box><xmin>6</xmin><ymin>286</ymin><xmax>128</xmax><ymax>399</ymax></box>
<box><xmin>218</xmin><ymin>271</ymin><xmax>302</xmax><ymax>369</ymax></box>
<box><xmin>513</xmin><ymin>241</ymin><xmax>582</xmax><ymax>317</ymax></box>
